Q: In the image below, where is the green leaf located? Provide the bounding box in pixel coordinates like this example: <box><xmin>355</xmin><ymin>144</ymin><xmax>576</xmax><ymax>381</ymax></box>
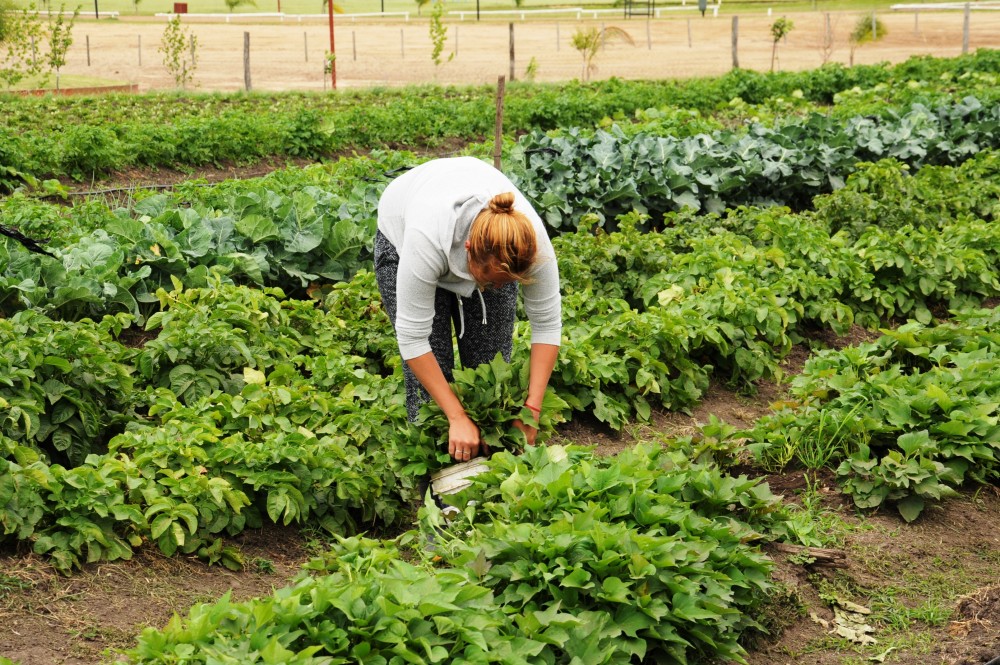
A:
<box><xmin>896</xmin><ymin>494</ymin><xmax>925</xmax><ymax>522</ymax></box>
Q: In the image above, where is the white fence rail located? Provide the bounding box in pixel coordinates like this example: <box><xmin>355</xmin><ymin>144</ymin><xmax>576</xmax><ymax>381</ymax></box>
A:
<box><xmin>891</xmin><ymin>2</ymin><xmax>1000</xmax><ymax>9</ymax></box>
<box><xmin>154</xmin><ymin>11</ymin><xmax>412</xmax><ymax>22</ymax></box>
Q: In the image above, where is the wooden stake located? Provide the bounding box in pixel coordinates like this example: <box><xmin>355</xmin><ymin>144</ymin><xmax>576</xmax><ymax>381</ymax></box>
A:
<box><xmin>494</xmin><ymin>75</ymin><xmax>505</xmax><ymax>170</ymax></box>
<box><xmin>771</xmin><ymin>543</ymin><xmax>847</xmax><ymax>568</ymax></box>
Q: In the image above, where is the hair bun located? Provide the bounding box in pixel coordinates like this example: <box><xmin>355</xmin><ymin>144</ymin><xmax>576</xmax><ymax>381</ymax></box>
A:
<box><xmin>489</xmin><ymin>192</ymin><xmax>516</xmax><ymax>214</ymax></box>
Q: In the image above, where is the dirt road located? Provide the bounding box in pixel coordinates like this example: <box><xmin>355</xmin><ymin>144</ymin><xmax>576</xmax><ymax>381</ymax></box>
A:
<box><xmin>56</xmin><ymin>9</ymin><xmax>1000</xmax><ymax>92</ymax></box>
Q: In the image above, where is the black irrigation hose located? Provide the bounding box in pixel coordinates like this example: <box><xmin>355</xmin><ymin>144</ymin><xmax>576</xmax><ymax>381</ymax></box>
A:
<box><xmin>983</xmin><ymin>655</ymin><xmax>1000</xmax><ymax>665</ymax></box>
<box><xmin>0</xmin><ymin>225</ymin><xmax>55</xmax><ymax>257</ymax></box>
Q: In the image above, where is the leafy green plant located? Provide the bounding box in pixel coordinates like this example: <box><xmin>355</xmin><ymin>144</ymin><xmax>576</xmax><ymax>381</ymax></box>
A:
<box><xmin>0</xmin><ymin>311</ymin><xmax>135</xmax><ymax>466</ymax></box>
<box><xmin>746</xmin><ymin>311</ymin><xmax>1000</xmax><ymax>521</ymax></box>
<box><xmin>405</xmin><ymin>353</ymin><xmax>571</xmax><ymax>471</ymax></box>
<box><xmin>137</xmin><ymin>281</ymin><xmax>307</xmax><ymax>404</ymax></box>
<box><xmin>130</xmin><ymin>537</ymin><xmax>551</xmax><ymax>663</ymax></box>
<box><xmin>510</xmin><ymin>99</ymin><xmax>1000</xmax><ymax>232</ymax></box>
<box><xmin>429</xmin><ymin>443</ymin><xmax>781</xmax><ymax>663</ymax></box>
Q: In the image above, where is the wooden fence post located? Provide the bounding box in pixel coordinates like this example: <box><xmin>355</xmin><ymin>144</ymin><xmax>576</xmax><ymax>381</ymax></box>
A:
<box><xmin>508</xmin><ymin>23</ymin><xmax>515</xmax><ymax>82</ymax></box>
<box><xmin>494</xmin><ymin>75</ymin><xmax>505</xmax><ymax>170</ymax></box>
<box><xmin>962</xmin><ymin>2</ymin><xmax>970</xmax><ymax>54</ymax></box>
<box><xmin>731</xmin><ymin>16</ymin><xmax>739</xmax><ymax>68</ymax></box>
<box><xmin>244</xmin><ymin>31</ymin><xmax>252</xmax><ymax>91</ymax></box>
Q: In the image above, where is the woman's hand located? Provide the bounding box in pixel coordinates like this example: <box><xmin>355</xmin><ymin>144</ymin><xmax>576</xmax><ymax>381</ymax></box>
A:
<box><xmin>513</xmin><ymin>419</ymin><xmax>539</xmax><ymax>446</ymax></box>
<box><xmin>448</xmin><ymin>413</ymin><xmax>482</xmax><ymax>461</ymax></box>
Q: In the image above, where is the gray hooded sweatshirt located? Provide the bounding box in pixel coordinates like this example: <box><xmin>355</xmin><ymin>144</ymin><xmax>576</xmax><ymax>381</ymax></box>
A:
<box><xmin>376</xmin><ymin>157</ymin><xmax>562</xmax><ymax>361</ymax></box>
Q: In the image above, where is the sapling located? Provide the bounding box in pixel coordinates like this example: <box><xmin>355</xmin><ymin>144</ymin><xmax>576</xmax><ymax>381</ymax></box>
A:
<box><xmin>849</xmin><ymin>13</ymin><xmax>887</xmax><ymax>66</ymax></box>
<box><xmin>571</xmin><ymin>26</ymin><xmax>634</xmax><ymax>83</ymax></box>
<box><xmin>159</xmin><ymin>14</ymin><xmax>198</xmax><ymax>89</ymax></box>
<box><xmin>429</xmin><ymin>0</ymin><xmax>453</xmax><ymax>68</ymax></box>
<box><xmin>769</xmin><ymin>16</ymin><xmax>793</xmax><ymax>72</ymax></box>
<box><xmin>43</xmin><ymin>3</ymin><xmax>77</xmax><ymax>90</ymax></box>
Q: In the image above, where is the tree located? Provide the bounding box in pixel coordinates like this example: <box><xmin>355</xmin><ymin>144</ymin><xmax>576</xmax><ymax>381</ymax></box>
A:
<box><xmin>849</xmin><ymin>13</ymin><xmax>887</xmax><ymax>66</ymax></box>
<box><xmin>158</xmin><ymin>14</ymin><xmax>197</xmax><ymax>89</ymax></box>
<box><xmin>429</xmin><ymin>0</ymin><xmax>453</xmax><ymax>68</ymax></box>
<box><xmin>769</xmin><ymin>16</ymin><xmax>793</xmax><ymax>72</ymax></box>
<box><xmin>571</xmin><ymin>26</ymin><xmax>634</xmax><ymax>83</ymax></box>
<box><xmin>224</xmin><ymin>0</ymin><xmax>256</xmax><ymax>12</ymax></box>
<box><xmin>44</xmin><ymin>3</ymin><xmax>78</xmax><ymax>89</ymax></box>
<box><xmin>0</xmin><ymin>0</ymin><xmax>44</xmax><ymax>89</ymax></box>
<box><xmin>414</xmin><ymin>0</ymin><xmax>429</xmax><ymax>16</ymax></box>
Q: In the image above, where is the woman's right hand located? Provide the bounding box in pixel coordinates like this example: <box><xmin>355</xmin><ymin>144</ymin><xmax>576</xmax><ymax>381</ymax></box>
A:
<box><xmin>448</xmin><ymin>413</ymin><xmax>482</xmax><ymax>461</ymax></box>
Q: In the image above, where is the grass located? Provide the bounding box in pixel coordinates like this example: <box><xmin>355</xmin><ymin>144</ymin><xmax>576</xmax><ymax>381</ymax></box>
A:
<box><xmin>3</xmin><ymin>73</ymin><xmax>130</xmax><ymax>91</ymax></box>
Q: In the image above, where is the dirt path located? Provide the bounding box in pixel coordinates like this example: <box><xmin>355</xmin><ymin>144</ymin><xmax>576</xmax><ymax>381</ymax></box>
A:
<box><xmin>59</xmin><ymin>9</ymin><xmax>1000</xmax><ymax>92</ymax></box>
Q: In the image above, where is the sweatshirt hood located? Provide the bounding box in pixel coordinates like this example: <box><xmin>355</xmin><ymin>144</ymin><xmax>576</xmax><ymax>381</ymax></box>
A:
<box><xmin>444</xmin><ymin>192</ymin><xmax>490</xmax><ymax>289</ymax></box>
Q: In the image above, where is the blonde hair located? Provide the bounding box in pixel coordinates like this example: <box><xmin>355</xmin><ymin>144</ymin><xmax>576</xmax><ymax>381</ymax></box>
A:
<box><xmin>467</xmin><ymin>192</ymin><xmax>537</xmax><ymax>286</ymax></box>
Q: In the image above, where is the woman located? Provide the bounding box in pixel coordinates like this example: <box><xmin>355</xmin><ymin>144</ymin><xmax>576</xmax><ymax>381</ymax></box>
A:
<box><xmin>374</xmin><ymin>157</ymin><xmax>562</xmax><ymax>462</ymax></box>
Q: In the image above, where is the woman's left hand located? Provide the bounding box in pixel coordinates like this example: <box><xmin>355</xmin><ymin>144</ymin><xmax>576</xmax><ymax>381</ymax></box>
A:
<box><xmin>513</xmin><ymin>419</ymin><xmax>539</xmax><ymax>446</ymax></box>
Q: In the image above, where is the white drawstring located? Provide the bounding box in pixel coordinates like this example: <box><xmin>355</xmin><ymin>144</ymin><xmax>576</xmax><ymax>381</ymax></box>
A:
<box><xmin>456</xmin><ymin>291</ymin><xmax>489</xmax><ymax>339</ymax></box>
<box><xmin>477</xmin><ymin>290</ymin><xmax>488</xmax><ymax>325</ymax></box>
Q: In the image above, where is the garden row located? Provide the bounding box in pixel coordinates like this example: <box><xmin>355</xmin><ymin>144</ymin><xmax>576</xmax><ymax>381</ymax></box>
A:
<box><xmin>0</xmin><ymin>50</ymin><xmax>998</xmax><ymax>190</ymax></box>
<box><xmin>127</xmin><ymin>443</ymin><xmax>790</xmax><ymax>665</ymax></box>
<box><xmin>2</xmin><ymin>98</ymin><xmax>997</xmax><ymax>323</ymax></box>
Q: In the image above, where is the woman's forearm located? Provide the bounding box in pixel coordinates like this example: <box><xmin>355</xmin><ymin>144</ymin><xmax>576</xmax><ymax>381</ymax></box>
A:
<box><xmin>406</xmin><ymin>352</ymin><xmax>466</xmax><ymax>421</ymax></box>
<box><xmin>525</xmin><ymin>343</ymin><xmax>560</xmax><ymax>409</ymax></box>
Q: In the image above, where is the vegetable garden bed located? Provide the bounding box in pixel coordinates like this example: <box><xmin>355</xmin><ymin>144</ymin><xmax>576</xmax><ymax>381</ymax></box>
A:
<box><xmin>1</xmin><ymin>52</ymin><xmax>999</xmax><ymax>665</ymax></box>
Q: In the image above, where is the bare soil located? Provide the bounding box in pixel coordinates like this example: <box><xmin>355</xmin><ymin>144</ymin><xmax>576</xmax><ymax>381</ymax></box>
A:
<box><xmin>58</xmin><ymin>9</ymin><xmax>1000</xmax><ymax>92</ymax></box>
